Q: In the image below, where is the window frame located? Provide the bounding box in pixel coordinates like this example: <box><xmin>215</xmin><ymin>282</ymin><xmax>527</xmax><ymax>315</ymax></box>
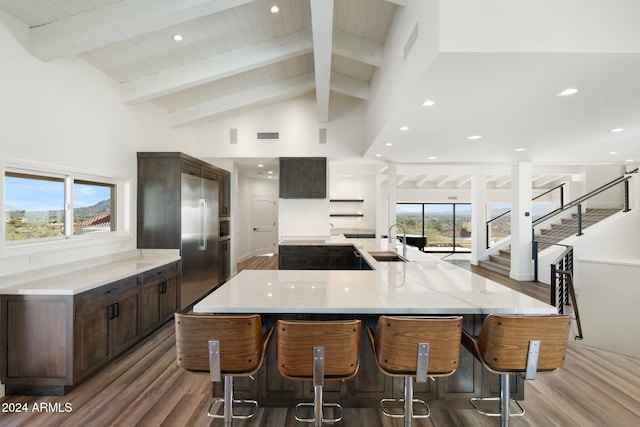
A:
<box><xmin>2</xmin><ymin>157</ymin><xmax>131</xmax><ymax>256</ymax></box>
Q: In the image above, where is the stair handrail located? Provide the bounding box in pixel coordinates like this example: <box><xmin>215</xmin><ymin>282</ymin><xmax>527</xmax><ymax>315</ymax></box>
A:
<box><xmin>485</xmin><ymin>182</ymin><xmax>565</xmax><ymax>248</ymax></box>
<box><xmin>533</xmin><ymin>168</ymin><xmax>637</xmax><ymax>227</ymax></box>
<box><xmin>544</xmin><ymin>243</ymin><xmax>583</xmax><ymax>340</ymax></box>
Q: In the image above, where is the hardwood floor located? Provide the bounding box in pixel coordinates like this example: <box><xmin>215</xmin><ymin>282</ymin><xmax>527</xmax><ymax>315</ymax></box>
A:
<box><xmin>1</xmin><ymin>255</ymin><xmax>638</xmax><ymax>427</ymax></box>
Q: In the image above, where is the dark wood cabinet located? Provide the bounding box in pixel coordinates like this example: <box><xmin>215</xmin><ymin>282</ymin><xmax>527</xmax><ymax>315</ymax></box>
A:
<box><xmin>137</xmin><ymin>152</ymin><xmax>231</xmax><ymax>309</ymax></box>
<box><xmin>0</xmin><ymin>261</ymin><xmax>179</xmax><ymax>396</ymax></box>
<box><xmin>140</xmin><ymin>263</ymin><xmax>179</xmax><ymax>336</ymax></box>
<box><xmin>74</xmin><ymin>278</ymin><xmax>140</xmax><ymax>381</ymax></box>
<box><xmin>279</xmin><ymin>157</ymin><xmax>326</xmax><ymax>199</ymax></box>
<box><xmin>219</xmin><ymin>239</ymin><xmax>231</xmax><ymax>282</ymax></box>
<box><xmin>219</xmin><ymin>172</ymin><xmax>230</xmax><ymax>216</ymax></box>
<box><xmin>279</xmin><ymin>245</ymin><xmax>372</xmax><ymax>270</ymax></box>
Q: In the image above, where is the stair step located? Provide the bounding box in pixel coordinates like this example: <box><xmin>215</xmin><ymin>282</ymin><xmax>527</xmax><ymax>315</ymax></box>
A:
<box><xmin>478</xmin><ymin>259</ymin><xmax>510</xmax><ymax>276</ymax></box>
<box><xmin>489</xmin><ymin>253</ymin><xmax>510</xmax><ymax>267</ymax></box>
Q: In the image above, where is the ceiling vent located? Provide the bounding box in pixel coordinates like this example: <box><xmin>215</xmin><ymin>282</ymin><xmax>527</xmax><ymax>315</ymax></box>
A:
<box><xmin>403</xmin><ymin>22</ymin><xmax>419</xmax><ymax>61</ymax></box>
<box><xmin>257</xmin><ymin>132</ymin><xmax>279</xmax><ymax>140</ymax></box>
<box><xmin>230</xmin><ymin>128</ymin><xmax>238</xmax><ymax>144</ymax></box>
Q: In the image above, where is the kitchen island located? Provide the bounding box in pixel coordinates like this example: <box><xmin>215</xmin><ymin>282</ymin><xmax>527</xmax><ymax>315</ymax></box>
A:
<box><xmin>193</xmin><ymin>236</ymin><xmax>556</xmax><ymax>407</ymax></box>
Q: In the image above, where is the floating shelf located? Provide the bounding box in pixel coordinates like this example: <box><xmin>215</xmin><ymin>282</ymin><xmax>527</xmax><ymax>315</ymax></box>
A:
<box><xmin>330</xmin><ymin>213</ymin><xmax>364</xmax><ymax>217</ymax></box>
<box><xmin>330</xmin><ymin>199</ymin><xmax>364</xmax><ymax>203</ymax></box>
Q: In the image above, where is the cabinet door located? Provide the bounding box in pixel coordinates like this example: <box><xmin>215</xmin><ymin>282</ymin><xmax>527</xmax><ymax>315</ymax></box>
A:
<box><xmin>160</xmin><ymin>274</ymin><xmax>179</xmax><ymax>320</ymax></box>
<box><xmin>110</xmin><ymin>288</ymin><xmax>140</xmax><ymax>357</ymax></box>
<box><xmin>75</xmin><ymin>301</ymin><xmax>110</xmax><ymax>380</ymax></box>
<box><xmin>140</xmin><ymin>282</ymin><xmax>162</xmax><ymax>336</ymax></box>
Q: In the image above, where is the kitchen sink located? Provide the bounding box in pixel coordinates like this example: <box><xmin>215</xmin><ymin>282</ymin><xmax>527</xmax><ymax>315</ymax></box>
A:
<box><xmin>368</xmin><ymin>251</ymin><xmax>408</xmax><ymax>262</ymax></box>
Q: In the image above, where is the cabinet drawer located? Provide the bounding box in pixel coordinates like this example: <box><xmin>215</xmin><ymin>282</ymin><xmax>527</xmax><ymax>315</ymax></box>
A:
<box><xmin>143</xmin><ymin>262</ymin><xmax>178</xmax><ymax>283</ymax></box>
<box><xmin>75</xmin><ymin>275</ymin><xmax>139</xmax><ymax>312</ymax></box>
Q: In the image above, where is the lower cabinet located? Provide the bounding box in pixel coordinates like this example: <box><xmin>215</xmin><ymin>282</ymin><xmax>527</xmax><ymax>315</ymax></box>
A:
<box><xmin>74</xmin><ymin>276</ymin><xmax>141</xmax><ymax>382</ymax></box>
<box><xmin>0</xmin><ymin>261</ymin><xmax>180</xmax><ymax>396</ymax></box>
<box><xmin>140</xmin><ymin>263</ymin><xmax>179</xmax><ymax>336</ymax></box>
<box><xmin>279</xmin><ymin>245</ymin><xmax>373</xmax><ymax>270</ymax></box>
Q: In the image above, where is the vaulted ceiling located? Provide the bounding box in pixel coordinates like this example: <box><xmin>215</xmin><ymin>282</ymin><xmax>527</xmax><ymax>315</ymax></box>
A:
<box><xmin>1</xmin><ymin>0</ymin><xmax>639</xmax><ymax>189</ymax></box>
<box><xmin>0</xmin><ymin>0</ymin><xmax>398</xmax><ymax>127</ymax></box>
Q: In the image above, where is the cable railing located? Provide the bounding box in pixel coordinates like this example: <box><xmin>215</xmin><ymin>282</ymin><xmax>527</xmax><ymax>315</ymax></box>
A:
<box><xmin>538</xmin><ymin>243</ymin><xmax>583</xmax><ymax>340</ymax></box>
<box><xmin>486</xmin><ymin>183</ymin><xmax>565</xmax><ymax>249</ymax></box>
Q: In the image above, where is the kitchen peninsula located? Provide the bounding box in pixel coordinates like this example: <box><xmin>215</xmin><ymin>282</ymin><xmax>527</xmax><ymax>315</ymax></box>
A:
<box><xmin>194</xmin><ymin>236</ymin><xmax>556</xmax><ymax>406</ymax></box>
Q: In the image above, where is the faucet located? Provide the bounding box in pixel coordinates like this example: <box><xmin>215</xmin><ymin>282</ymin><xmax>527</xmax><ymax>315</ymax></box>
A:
<box><xmin>388</xmin><ymin>223</ymin><xmax>407</xmax><ymax>258</ymax></box>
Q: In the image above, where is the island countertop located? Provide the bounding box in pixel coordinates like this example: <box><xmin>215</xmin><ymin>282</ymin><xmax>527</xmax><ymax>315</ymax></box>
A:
<box><xmin>194</xmin><ymin>238</ymin><xmax>555</xmax><ymax>315</ymax></box>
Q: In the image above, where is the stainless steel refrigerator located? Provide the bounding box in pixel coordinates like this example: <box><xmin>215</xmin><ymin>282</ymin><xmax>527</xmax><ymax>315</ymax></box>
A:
<box><xmin>180</xmin><ymin>173</ymin><xmax>219</xmax><ymax>309</ymax></box>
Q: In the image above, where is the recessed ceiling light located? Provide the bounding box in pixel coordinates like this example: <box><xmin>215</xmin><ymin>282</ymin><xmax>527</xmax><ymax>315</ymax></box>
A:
<box><xmin>609</xmin><ymin>151</ymin><xmax>618</xmax><ymax>155</ymax></box>
<box><xmin>267</xmin><ymin>170</ymin><xmax>273</xmax><ymax>174</ymax></box>
<box><xmin>270</xmin><ymin>5</ymin><xmax>279</xmax><ymax>13</ymax></box>
<box><xmin>400</xmin><ymin>126</ymin><xmax>409</xmax><ymax>131</ymax></box>
<box><xmin>467</xmin><ymin>135</ymin><xmax>482</xmax><ymax>140</ymax></box>
<box><xmin>626</xmin><ymin>159</ymin><xmax>635</xmax><ymax>162</ymax></box>
<box><xmin>257</xmin><ymin>164</ymin><xmax>264</xmax><ymax>167</ymax></box>
<box><xmin>422</xmin><ymin>100</ymin><xmax>435</xmax><ymax>107</ymax></box>
<box><xmin>268</xmin><ymin>176</ymin><xmax>273</xmax><ymax>179</ymax></box>
<box><xmin>609</xmin><ymin>128</ymin><xmax>624</xmax><ymax>133</ymax></box>
<box><xmin>344</xmin><ymin>174</ymin><xmax>350</xmax><ymax>178</ymax></box>
<box><xmin>375</xmin><ymin>153</ymin><xmax>382</xmax><ymax>157</ymax></box>
<box><xmin>515</xmin><ymin>148</ymin><xmax>527</xmax><ymax>152</ymax></box>
<box><xmin>172</xmin><ymin>34</ymin><xmax>183</xmax><ymax>42</ymax></box>
<box><xmin>556</xmin><ymin>88</ymin><xmax>578</xmax><ymax>97</ymax></box>
<box><xmin>385</xmin><ymin>142</ymin><xmax>393</xmax><ymax>146</ymax></box>
<box><xmin>428</xmin><ymin>156</ymin><xmax>438</xmax><ymax>160</ymax></box>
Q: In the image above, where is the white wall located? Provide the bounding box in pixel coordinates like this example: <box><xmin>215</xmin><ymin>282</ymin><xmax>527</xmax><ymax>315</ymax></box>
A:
<box><xmin>0</xmin><ymin>11</ymin><xmax>191</xmax><ymax>276</ymax></box>
<box><xmin>329</xmin><ymin>175</ymin><xmax>376</xmax><ymax>233</ymax></box>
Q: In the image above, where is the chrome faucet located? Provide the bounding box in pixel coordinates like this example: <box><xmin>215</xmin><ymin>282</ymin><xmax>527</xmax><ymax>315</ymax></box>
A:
<box><xmin>388</xmin><ymin>223</ymin><xmax>407</xmax><ymax>257</ymax></box>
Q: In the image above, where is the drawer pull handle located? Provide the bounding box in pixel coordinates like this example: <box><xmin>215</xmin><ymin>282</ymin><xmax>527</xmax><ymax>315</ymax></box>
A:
<box><xmin>105</xmin><ymin>287</ymin><xmax>120</xmax><ymax>294</ymax></box>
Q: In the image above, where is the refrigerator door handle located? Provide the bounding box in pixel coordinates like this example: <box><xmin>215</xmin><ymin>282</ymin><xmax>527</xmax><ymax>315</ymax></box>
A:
<box><xmin>198</xmin><ymin>198</ymin><xmax>207</xmax><ymax>250</ymax></box>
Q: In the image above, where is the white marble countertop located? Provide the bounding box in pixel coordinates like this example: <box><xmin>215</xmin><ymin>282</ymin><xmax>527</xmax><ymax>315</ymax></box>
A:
<box><xmin>0</xmin><ymin>249</ymin><xmax>180</xmax><ymax>296</ymax></box>
<box><xmin>194</xmin><ymin>237</ymin><xmax>555</xmax><ymax>315</ymax></box>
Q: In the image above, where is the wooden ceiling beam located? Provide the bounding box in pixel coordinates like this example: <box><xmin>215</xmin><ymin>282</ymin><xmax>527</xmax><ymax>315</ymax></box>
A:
<box><xmin>310</xmin><ymin>0</ymin><xmax>334</xmax><ymax>124</ymax></box>
<box><xmin>121</xmin><ymin>30</ymin><xmax>313</xmax><ymax>104</ymax></box>
<box><xmin>168</xmin><ymin>73</ymin><xmax>316</xmax><ymax>127</ymax></box>
<box><xmin>30</xmin><ymin>0</ymin><xmax>255</xmax><ymax>61</ymax></box>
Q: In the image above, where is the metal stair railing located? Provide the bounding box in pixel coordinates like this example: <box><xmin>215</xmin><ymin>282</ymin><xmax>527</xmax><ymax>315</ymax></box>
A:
<box><xmin>486</xmin><ymin>183</ymin><xmax>565</xmax><ymax>249</ymax></box>
<box><xmin>547</xmin><ymin>244</ymin><xmax>583</xmax><ymax>340</ymax></box>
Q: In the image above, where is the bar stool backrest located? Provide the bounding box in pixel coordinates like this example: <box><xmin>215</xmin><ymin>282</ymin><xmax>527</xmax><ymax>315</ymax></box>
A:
<box><xmin>372</xmin><ymin>316</ymin><xmax>463</xmax><ymax>376</ymax></box>
<box><xmin>276</xmin><ymin>319</ymin><xmax>361</xmax><ymax>380</ymax></box>
<box><xmin>175</xmin><ymin>313</ymin><xmax>265</xmax><ymax>375</ymax></box>
<box><xmin>477</xmin><ymin>314</ymin><xmax>571</xmax><ymax>373</ymax></box>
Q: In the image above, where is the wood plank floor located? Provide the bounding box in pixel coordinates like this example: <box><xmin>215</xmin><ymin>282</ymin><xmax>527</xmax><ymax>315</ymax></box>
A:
<box><xmin>1</xmin><ymin>254</ymin><xmax>638</xmax><ymax>427</ymax></box>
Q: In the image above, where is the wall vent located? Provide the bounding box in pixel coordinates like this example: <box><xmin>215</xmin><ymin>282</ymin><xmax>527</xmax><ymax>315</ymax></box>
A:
<box><xmin>403</xmin><ymin>22</ymin><xmax>419</xmax><ymax>61</ymax></box>
<box><xmin>230</xmin><ymin>128</ymin><xmax>238</xmax><ymax>144</ymax></box>
<box><xmin>319</xmin><ymin>128</ymin><xmax>327</xmax><ymax>144</ymax></box>
<box><xmin>257</xmin><ymin>132</ymin><xmax>279</xmax><ymax>140</ymax></box>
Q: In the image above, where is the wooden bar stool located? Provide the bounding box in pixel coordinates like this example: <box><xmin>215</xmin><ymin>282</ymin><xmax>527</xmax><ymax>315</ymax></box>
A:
<box><xmin>367</xmin><ymin>315</ymin><xmax>463</xmax><ymax>427</ymax></box>
<box><xmin>462</xmin><ymin>314</ymin><xmax>572</xmax><ymax>427</ymax></box>
<box><xmin>276</xmin><ymin>319</ymin><xmax>361</xmax><ymax>427</ymax></box>
<box><xmin>174</xmin><ymin>313</ymin><xmax>273</xmax><ymax>426</ymax></box>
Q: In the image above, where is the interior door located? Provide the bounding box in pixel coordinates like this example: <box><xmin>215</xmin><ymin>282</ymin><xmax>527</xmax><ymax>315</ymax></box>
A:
<box><xmin>251</xmin><ymin>195</ymin><xmax>277</xmax><ymax>256</ymax></box>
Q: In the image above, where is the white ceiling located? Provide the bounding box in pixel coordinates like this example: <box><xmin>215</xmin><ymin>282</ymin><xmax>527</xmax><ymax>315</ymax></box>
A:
<box><xmin>1</xmin><ymin>0</ymin><xmax>638</xmax><ymax>188</ymax></box>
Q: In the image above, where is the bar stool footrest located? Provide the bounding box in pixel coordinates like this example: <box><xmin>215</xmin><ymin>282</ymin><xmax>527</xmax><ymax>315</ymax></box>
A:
<box><xmin>470</xmin><ymin>396</ymin><xmax>525</xmax><ymax>418</ymax></box>
<box><xmin>380</xmin><ymin>397</ymin><xmax>431</xmax><ymax>419</ymax></box>
<box><xmin>208</xmin><ymin>398</ymin><xmax>259</xmax><ymax>419</ymax></box>
<box><xmin>295</xmin><ymin>402</ymin><xmax>343</xmax><ymax>424</ymax></box>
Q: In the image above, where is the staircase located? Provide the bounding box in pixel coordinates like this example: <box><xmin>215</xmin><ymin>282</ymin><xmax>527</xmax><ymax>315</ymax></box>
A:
<box><xmin>479</xmin><ymin>208</ymin><xmax>621</xmax><ymax>277</ymax></box>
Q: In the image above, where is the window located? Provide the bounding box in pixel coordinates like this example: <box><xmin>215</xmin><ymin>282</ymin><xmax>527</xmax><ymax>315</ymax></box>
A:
<box><xmin>397</xmin><ymin>203</ymin><xmax>472</xmax><ymax>253</ymax></box>
<box><xmin>73</xmin><ymin>180</ymin><xmax>115</xmax><ymax>235</ymax></box>
<box><xmin>5</xmin><ymin>172</ymin><xmax>65</xmax><ymax>241</ymax></box>
<box><xmin>3</xmin><ymin>161</ymin><xmax>127</xmax><ymax>249</ymax></box>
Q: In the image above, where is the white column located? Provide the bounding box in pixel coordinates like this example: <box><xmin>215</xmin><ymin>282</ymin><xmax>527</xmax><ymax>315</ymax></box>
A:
<box><xmin>510</xmin><ymin>163</ymin><xmax>534</xmax><ymax>281</ymax></box>
<box><xmin>471</xmin><ymin>172</ymin><xmax>487</xmax><ymax>266</ymax></box>
<box><xmin>387</xmin><ymin>163</ymin><xmax>398</xmax><ymax>240</ymax></box>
